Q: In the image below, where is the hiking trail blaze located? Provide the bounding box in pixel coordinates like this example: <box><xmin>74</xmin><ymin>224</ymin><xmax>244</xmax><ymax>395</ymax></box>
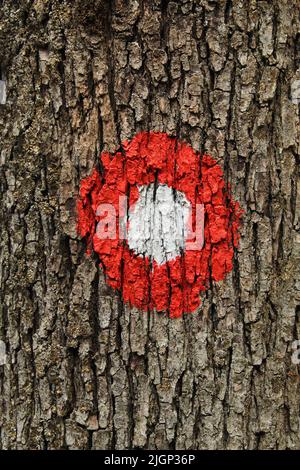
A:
<box><xmin>77</xmin><ymin>131</ymin><xmax>242</xmax><ymax>318</ymax></box>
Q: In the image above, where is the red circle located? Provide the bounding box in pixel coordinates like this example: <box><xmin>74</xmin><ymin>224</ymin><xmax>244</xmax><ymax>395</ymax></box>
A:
<box><xmin>77</xmin><ymin>132</ymin><xmax>242</xmax><ymax>318</ymax></box>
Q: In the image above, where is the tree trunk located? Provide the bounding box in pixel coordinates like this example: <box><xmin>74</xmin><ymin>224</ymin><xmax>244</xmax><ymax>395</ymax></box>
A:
<box><xmin>0</xmin><ymin>0</ymin><xmax>299</xmax><ymax>450</ymax></box>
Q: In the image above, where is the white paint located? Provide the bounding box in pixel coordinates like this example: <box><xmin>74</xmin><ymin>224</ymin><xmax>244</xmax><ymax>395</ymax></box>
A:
<box><xmin>0</xmin><ymin>80</ymin><xmax>6</xmax><ymax>105</ymax></box>
<box><xmin>127</xmin><ymin>183</ymin><xmax>191</xmax><ymax>265</ymax></box>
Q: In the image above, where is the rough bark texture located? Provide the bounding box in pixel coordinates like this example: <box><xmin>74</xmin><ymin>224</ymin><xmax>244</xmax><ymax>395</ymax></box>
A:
<box><xmin>0</xmin><ymin>0</ymin><xmax>300</xmax><ymax>450</ymax></box>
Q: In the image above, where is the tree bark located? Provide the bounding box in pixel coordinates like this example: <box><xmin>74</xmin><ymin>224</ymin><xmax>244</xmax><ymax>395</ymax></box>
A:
<box><xmin>0</xmin><ymin>0</ymin><xmax>300</xmax><ymax>450</ymax></box>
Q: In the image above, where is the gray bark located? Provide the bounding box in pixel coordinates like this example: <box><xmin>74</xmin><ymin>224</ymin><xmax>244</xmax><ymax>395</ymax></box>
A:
<box><xmin>0</xmin><ymin>0</ymin><xmax>300</xmax><ymax>450</ymax></box>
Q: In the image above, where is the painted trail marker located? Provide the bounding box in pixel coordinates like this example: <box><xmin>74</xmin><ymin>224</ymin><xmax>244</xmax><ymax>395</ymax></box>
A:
<box><xmin>77</xmin><ymin>132</ymin><xmax>242</xmax><ymax>318</ymax></box>
<box><xmin>127</xmin><ymin>183</ymin><xmax>192</xmax><ymax>265</ymax></box>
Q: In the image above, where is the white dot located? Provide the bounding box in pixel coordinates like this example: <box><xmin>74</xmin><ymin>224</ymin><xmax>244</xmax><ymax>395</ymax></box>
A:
<box><xmin>127</xmin><ymin>184</ymin><xmax>191</xmax><ymax>265</ymax></box>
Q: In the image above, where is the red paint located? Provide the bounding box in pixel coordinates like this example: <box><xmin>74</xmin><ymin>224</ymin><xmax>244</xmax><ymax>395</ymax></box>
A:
<box><xmin>77</xmin><ymin>132</ymin><xmax>242</xmax><ymax>318</ymax></box>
